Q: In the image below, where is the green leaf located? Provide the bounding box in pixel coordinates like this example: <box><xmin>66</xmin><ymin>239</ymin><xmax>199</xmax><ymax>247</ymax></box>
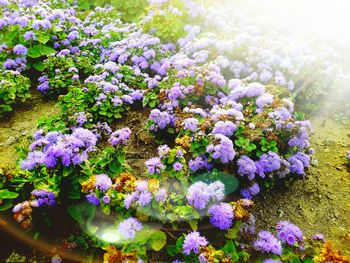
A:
<box><xmin>37</xmin><ymin>35</ymin><xmax>50</xmax><ymax>44</ymax></box>
<box><xmin>0</xmin><ymin>200</ymin><xmax>14</xmax><ymax>211</ymax></box>
<box><xmin>0</xmin><ymin>189</ymin><xmax>19</xmax><ymax>199</ymax></box>
<box><xmin>40</xmin><ymin>45</ymin><xmax>56</xmax><ymax>56</ymax></box>
<box><xmin>188</xmin><ymin>219</ymin><xmax>198</xmax><ymax>231</ymax></box>
<box><xmin>149</xmin><ymin>230</ymin><xmax>167</xmax><ymax>251</ymax></box>
<box><xmin>33</xmin><ymin>61</ymin><xmax>46</xmax><ymax>71</ymax></box>
<box><xmin>166</xmin><ymin>245</ymin><xmax>178</xmax><ymax>256</ymax></box>
<box><xmin>27</xmin><ymin>46</ymin><xmax>41</xmax><ymax>58</ymax></box>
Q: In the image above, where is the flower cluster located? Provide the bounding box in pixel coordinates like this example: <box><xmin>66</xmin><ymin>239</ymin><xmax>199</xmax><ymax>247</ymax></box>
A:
<box><xmin>20</xmin><ymin>128</ymin><xmax>97</xmax><ymax>170</ymax></box>
<box><xmin>186</xmin><ymin>181</ymin><xmax>225</xmax><ymax>210</ymax></box>
<box><xmin>109</xmin><ymin>127</ymin><xmax>132</xmax><ymax>146</ymax></box>
<box><xmin>117</xmin><ymin>217</ymin><xmax>143</xmax><ymax>240</ymax></box>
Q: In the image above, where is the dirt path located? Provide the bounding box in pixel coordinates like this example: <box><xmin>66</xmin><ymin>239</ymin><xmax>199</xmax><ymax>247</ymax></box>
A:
<box><xmin>0</xmin><ymin>93</ymin><xmax>59</xmax><ymax>168</ymax></box>
<box><xmin>254</xmin><ymin>116</ymin><xmax>350</xmax><ymax>255</ymax></box>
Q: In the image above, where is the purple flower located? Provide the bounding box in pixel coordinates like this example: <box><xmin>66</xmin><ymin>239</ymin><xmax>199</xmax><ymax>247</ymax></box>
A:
<box><xmin>149</xmin><ymin>109</ymin><xmax>174</xmax><ymax>131</ymax></box>
<box><xmin>155</xmin><ymin>188</ymin><xmax>167</xmax><ymax>202</ymax></box>
<box><xmin>173</xmin><ymin>162</ymin><xmax>183</xmax><ymax>171</ymax></box>
<box><xmin>117</xmin><ymin>217</ymin><xmax>142</xmax><ymax>240</ymax></box>
<box><xmin>237</xmin><ymin>155</ymin><xmax>257</xmax><ymax>180</ymax></box>
<box><xmin>312</xmin><ymin>234</ymin><xmax>325</xmax><ymax>242</ymax></box>
<box><xmin>135</xmin><ymin>180</ymin><xmax>148</xmax><ymax>192</ymax></box>
<box><xmin>208</xmin><ymin>203</ymin><xmax>234</xmax><ymax>230</ymax></box>
<box><xmin>276</xmin><ymin>221</ymin><xmax>303</xmax><ymax>245</ymax></box>
<box><xmin>109</xmin><ymin>127</ymin><xmax>131</xmax><ymax>146</ymax></box>
<box><xmin>124</xmin><ymin>192</ymin><xmax>138</xmax><ymax>209</ymax></box>
<box><xmin>86</xmin><ymin>193</ymin><xmax>100</xmax><ymax>206</ymax></box>
<box><xmin>51</xmin><ymin>255</ymin><xmax>62</xmax><ymax>263</ymax></box>
<box><xmin>145</xmin><ymin>157</ymin><xmax>165</xmax><ymax>174</ymax></box>
<box><xmin>24</xmin><ymin>31</ymin><xmax>35</xmax><ymax>41</ymax></box>
<box><xmin>263</xmin><ymin>259</ymin><xmax>282</xmax><ymax>263</ymax></box>
<box><xmin>95</xmin><ymin>174</ymin><xmax>112</xmax><ymax>192</ymax></box>
<box><xmin>182</xmin><ymin>118</ymin><xmax>199</xmax><ymax>132</ymax></box>
<box><xmin>256</xmin><ymin>152</ymin><xmax>281</xmax><ymax>178</ymax></box>
<box><xmin>138</xmin><ymin>191</ymin><xmax>152</xmax><ymax>206</ymax></box>
<box><xmin>186</xmin><ymin>181</ymin><xmax>225</xmax><ymax>210</ymax></box>
<box><xmin>183</xmin><ymin>231</ymin><xmax>208</xmax><ymax>255</ymax></box>
<box><xmin>212</xmin><ymin>121</ymin><xmax>236</xmax><ymax>137</ymax></box>
<box><xmin>102</xmin><ymin>195</ymin><xmax>110</xmax><ymax>204</ymax></box>
<box><xmin>188</xmin><ymin>155</ymin><xmax>212</xmax><ymax>172</ymax></box>
<box><xmin>13</xmin><ymin>44</ymin><xmax>27</xmax><ymax>56</ymax></box>
<box><xmin>254</xmin><ymin>231</ymin><xmax>282</xmax><ymax>255</ymax></box>
<box><xmin>206</xmin><ymin>134</ymin><xmax>235</xmax><ymax>164</ymax></box>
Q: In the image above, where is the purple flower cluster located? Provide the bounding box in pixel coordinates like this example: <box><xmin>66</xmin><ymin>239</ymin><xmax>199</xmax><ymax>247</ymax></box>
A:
<box><xmin>109</xmin><ymin>127</ymin><xmax>132</xmax><ymax>146</ymax></box>
<box><xmin>149</xmin><ymin>109</ymin><xmax>175</xmax><ymax>131</ymax></box>
<box><xmin>182</xmin><ymin>231</ymin><xmax>208</xmax><ymax>255</ymax></box>
<box><xmin>188</xmin><ymin>155</ymin><xmax>212</xmax><ymax>172</ymax></box>
<box><xmin>208</xmin><ymin>203</ymin><xmax>234</xmax><ymax>230</ymax></box>
<box><xmin>276</xmin><ymin>221</ymin><xmax>303</xmax><ymax>245</ymax></box>
<box><xmin>186</xmin><ymin>181</ymin><xmax>225</xmax><ymax>210</ymax></box>
<box><xmin>237</xmin><ymin>155</ymin><xmax>257</xmax><ymax>180</ymax></box>
<box><xmin>117</xmin><ymin>217</ymin><xmax>143</xmax><ymax>240</ymax></box>
<box><xmin>145</xmin><ymin>157</ymin><xmax>165</xmax><ymax>174</ymax></box>
<box><xmin>255</xmin><ymin>152</ymin><xmax>281</xmax><ymax>178</ymax></box>
<box><xmin>253</xmin><ymin>231</ymin><xmax>282</xmax><ymax>255</ymax></box>
<box><xmin>20</xmin><ymin>128</ymin><xmax>97</xmax><ymax>170</ymax></box>
<box><xmin>123</xmin><ymin>180</ymin><xmax>165</xmax><ymax>209</ymax></box>
<box><xmin>95</xmin><ymin>174</ymin><xmax>113</xmax><ymax>192</ymax></box>
<box><xmin>211</xmin><ymin>121</ymin><xmax>236</xmax><ymax>137</ymax></box>
<box><xmin>206</xmin><ymin>134</ymin><xmax>235</xmax><ymax>164</ymax></box>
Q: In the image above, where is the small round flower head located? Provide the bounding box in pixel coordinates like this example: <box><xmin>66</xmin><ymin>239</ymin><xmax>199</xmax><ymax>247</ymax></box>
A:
<box><xmin>182</xmin><ymin>118</ymin><xmax>199</xmax><ymax>132</ymax></box>
<box><xmin>186</xmin><ymin>182</ymin><xmax>211</xmax><ymax>210</ymax></box>
<box><xmin>155</xmin><ymin>188</ymin><xmax>167</xmax><ymax>202</ymax></box>
<box><xmin>207</xmin><ymin>181</ymin><xmax>225</xmax><ymax>201</ymax></box>
<box><xmin>206</xmin><ymin>134</ymin><xmax>235</xmax><ymax>164</ymax></box>
<box><xmin>263</xmin><ymin>259</ymin><xmax>282</xmax><ymax>263</ymax></box>
<box><xmin>145</xmin><ymin>157</ymin><xmax>165</xmax><ymax>174</ymax></box>
<box><xmin>237</xmin><ymin>155</ymin><xmax>257</xmax><ymax>180</ymax></box>
<box><xmin>183</xmin><ymin>231</ymin><xmax>208</xmax><ymax>255</ymax></box>
<box><xmin>276</xmin><ymin>221</ymin><xmax>303</xmax><ymax>245</ymax></box>
<box><xmin>212</xmin><ymin>121</ymin><xmax>236</xmax><ymax>137</ymax></box>
<box><xmin>102</xmin><ymin>195</ymin><xmax>110</xmax><ymax>204</ymax></box>
<box><xmin>51</xmin><ymin>255</ymin><xmax>62</xmax><ymax>263</ymax></box>
<box><xmin>13</xmin><ymin>44</ymin><xmax>27</xmax><ymax>55</ymax></box>
<box><xmin>124</xmin><ymin>192</ymin><xmax>138</xmax><ymax>209</ymax></box>
<box><xmin>312</xmin><ymin>234</ymin><xmax>325</xmax><ymax>242</ymax></box>
<box><xmin>86</xmin><ymin>193</ymin><xmax>100</xmax><ymax>206</ymax></box>
<box><xmin>208</xmin><ymin>203</ymin><xmax>234</xmax><ymax>230</ymax></box>
<box><xmin>95</xmin><ymin>174</ymin><xmax>112</xmax><ymax>192</ymax></box>
<box><xmin>109</xmin><ymin>127</ymin><xmax>131</xmax><ymax>146</ymax></box>
<box><xmin>253</xmin><ymin>231</ymin><xmax>282</xmax><ymax>255</ymax></box>
<box><xmin>138</xmin><ymin>191</ymin><xmax>152</xmax><ymax>206</ymax></box>
<box><xmin>135</xmin><ymin>180</ymin><xmax>148</xmax><ymax>192</ymax></box>
<box><xmin>173</xmin><ymin>162</ymin><xmax>183</xmax><ymax>171</ymax></box>
<box><xmin>117</xmin><ymin>217</ymin><xmax>143</xmax><ymax>240</ymax></box>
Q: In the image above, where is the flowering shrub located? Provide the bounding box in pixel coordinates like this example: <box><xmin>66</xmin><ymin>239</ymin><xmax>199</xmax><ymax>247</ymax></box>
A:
<box><xmin>0</xmin><ymin>0</ymin><xmax>347</xmax><ymax>262</ymax></box>
<box><xmin>0</xmin><ymin>70</ymin><xmax>31</xmax><ymax>114</ymax></box>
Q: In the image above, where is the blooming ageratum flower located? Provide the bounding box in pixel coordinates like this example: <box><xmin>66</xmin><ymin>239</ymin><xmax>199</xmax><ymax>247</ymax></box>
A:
<box><xmin>254</xmin><ymin>231</ymin><xmax>282</xmax><ymax>255</ymax></box>
<box><xmin>95</xmin><ymin>174</ymin><xmax>112</xmax><ymax>191</ymax></box>
<box><xmin>135</xmin><ymin>180</ymin><xmax>148</xmax><ymax>192</ymax></box>
<box><xmin>347</xmin><ymin>150</ymin><xmax>350</xmax><ymax>160</ymax></box>
<box><xmin>173</xmin><ymin>162</ymin><xmax>183</xmax><ymax>171</ymax></box>
<box><xmin>138</xmin><ymin>191</ymin><xmax>152</xmax><ymax>206</ymax></box>
<box><xmin>186</xmin><ymin>181</ymin><xmax>225</xmax><ymax>210</ymax></box>
<box><xmin>312</xmin><ymin>234</ymin><xmax>325</xmax><ymax>242</ymax></box>
<box><xmin>86</xmin><ymin>193</ymin><xmax>100</xmax><ymax>206</ymax></box>
<box><xmin>145</xmin><ymin>157</ymin><xmax>165</xmax><ymax>174</ymax></box>
<box><xmin>263</xmin><ymin>259</ymin><xmax>282</xmax><ymax>263</ymax></box>
<box><xmin>13</xmin><ymin>44</ymin><xmax>27</xmax><ymax>56</ymax></box>
<box><xmin>117</xmin><ymin>217</ymin><xmax>142</xmax><ymax>240</ymax></box>
<box><xmin>208</xmin><ymin>203</ymin><xmax>234</xmax><ymax>230</ymax></box>
<box><xmin>212</xmin><ymin>121</ymin><xmax>236</xmax><ymax>137</ymax></box>
<box><xmin>255</xmin><ymin>151</ymin><xmax>281</xmax><ymax>178</ymax></box>
<box><xmin>206</xmin><ymin>134</ymin><xmax>235</xmax><ymax>164</ymax></box>
<box><xmin>183</xmin><ymin>231</ymin><xmax>208</xmax><ymax>255</ymax></box>
<box><xmin>276</xmin><ymin>221</ymin><xmax>303</xmax><ymax>245</ymax></box>
<box><xmin>155</xmin><ymin>188</ymin><xmax>167</xmax><ymax>202</ymax></box>
<box><xmin>182</xmin><ymin>118</ymin><xmax>199</xmax><ymax>132</ymax></box>
<box><xmin>237</xmin><ymin>155</ymin><xmax>257</xmax><ymax>180</ymax></box>
<box><xmin>109</xmin><ymin>127</ymin><xmax>131</xmax><ymax>146</ymax></box>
